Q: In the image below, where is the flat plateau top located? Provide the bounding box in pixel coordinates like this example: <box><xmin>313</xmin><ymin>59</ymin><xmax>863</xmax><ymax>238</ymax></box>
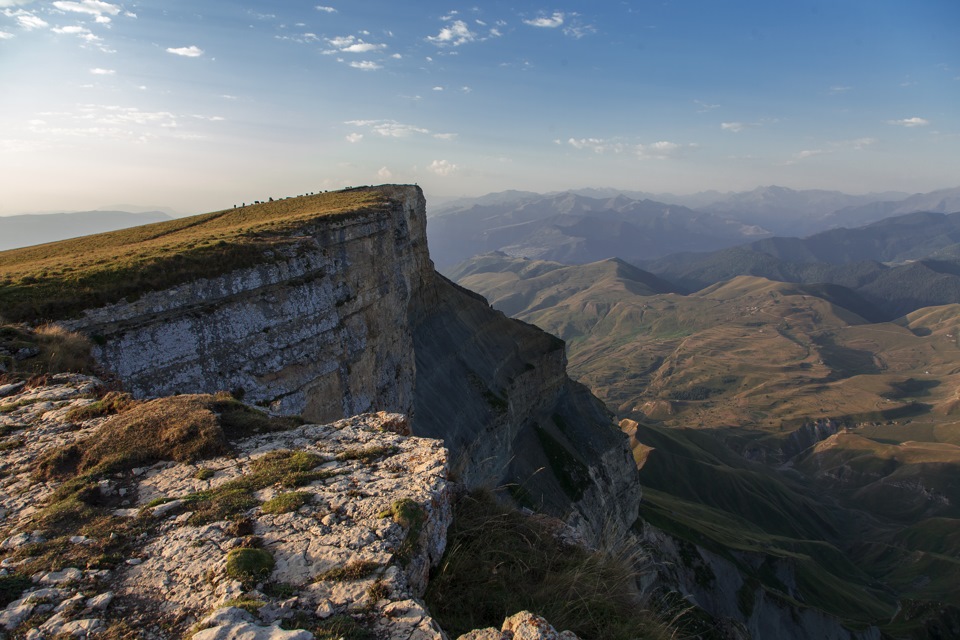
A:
<box><xmin>0</xmin><ymin>187</ymin><xmax>397</xmax><ymax>323</ymax></box>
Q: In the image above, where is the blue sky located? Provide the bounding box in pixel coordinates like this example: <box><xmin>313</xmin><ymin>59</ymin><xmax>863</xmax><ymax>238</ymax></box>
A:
<box><xmin>1</xmin><ymin>0</ymin><xmax>958</xmax><ymax>215</ymax></box>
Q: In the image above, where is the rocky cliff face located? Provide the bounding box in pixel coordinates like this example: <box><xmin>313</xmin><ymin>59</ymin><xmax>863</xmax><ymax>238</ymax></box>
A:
<box><xmin>60</xmin><ymin>185</ymin><xmax>639</xmax><ymax>545</ymax></box>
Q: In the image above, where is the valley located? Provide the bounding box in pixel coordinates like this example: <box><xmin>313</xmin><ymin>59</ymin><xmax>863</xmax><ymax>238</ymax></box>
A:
<box><xmin>454</xmin><ymin>252</ymin><xmax>960</xmax><ymax>638</ymax></box>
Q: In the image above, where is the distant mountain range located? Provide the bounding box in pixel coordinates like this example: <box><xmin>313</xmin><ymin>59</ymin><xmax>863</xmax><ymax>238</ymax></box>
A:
<box><xmin>642</xmin><ymin>210</ymin><xmax>960</xmax><ymax>320</ymax></box>
<box><xmin>427</xmin><ymin>192</ymin><xmax>769</xmax><ymax>270</ymax></box>
<box><xmin>427</xmin><ymin>185</ymin><xmax>958</xmax><ymax>270</ymax></box>
<box><xmin>0</xmin><ymin>210</ymin><xmax>171</xmax><ymax>251</ymax></box>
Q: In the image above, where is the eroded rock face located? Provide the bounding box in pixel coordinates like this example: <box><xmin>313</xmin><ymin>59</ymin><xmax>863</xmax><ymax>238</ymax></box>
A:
<box><xmin>0</xmin><ymin>376</ymin><xmax>451</xmax><ymax>639</ymax></box>
<box><xmin>58</xmin><ymin>185</ymin><xmax>641</xmax><ymax>547</ymax></box>
<box><xmin>63</xmin><ymin>186</ymin><xmax>429</xmax><ymax>424</ymax></box>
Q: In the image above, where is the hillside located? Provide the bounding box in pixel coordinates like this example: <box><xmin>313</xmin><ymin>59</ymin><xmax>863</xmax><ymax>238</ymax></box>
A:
<box><xmin>454</xmin><ymin>254</ymin><xmax>960</xmax><ymax>636</ymax></box>
<box><xmin>643</xmin><ymin>210</ymin><xmax>960</xmax><ymax>320</ymax></box>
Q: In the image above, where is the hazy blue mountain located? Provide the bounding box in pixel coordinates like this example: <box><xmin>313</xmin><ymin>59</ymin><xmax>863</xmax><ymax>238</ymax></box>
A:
<box><xmin>696</xmin><ymin>185</ymin><xmax>910</xmax><ymax>235</ymax></box>
<box><xmin>427</xmin><ymin>191</ymin><xmax>769</xmax><ymax>271</ymax></box>
<box><xmin>0</xmin><ymin>210</ymin><xmax>171</xmax><ymax>251</ymax></box>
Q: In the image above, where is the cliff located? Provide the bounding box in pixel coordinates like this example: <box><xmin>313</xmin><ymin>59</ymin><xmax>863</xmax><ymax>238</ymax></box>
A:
<box><xmin>45</xmin><ymin>185</ymin><xmax>639</xmax><ymax>545</ymax></box>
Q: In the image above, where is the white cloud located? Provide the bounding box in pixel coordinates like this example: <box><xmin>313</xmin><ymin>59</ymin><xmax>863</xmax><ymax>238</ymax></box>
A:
<box><xmin>349</xmin><ymin>60</ymin><xmax>381</xmax><ymax>71</ymax></box>
<box><xmin>829</xmin><ymin>85</ymin><xmax>851</xmax><ymax>94</ymax></box>
<box><xmin>887</xmin><ymin>116</ymin><xmax>929</xmax><ymax>127</ymax></box>
<box><xmin>694</xmin><ymin>99</ymin><xmax>720</xmax><ymax>112</ymax></box>
<box><xmin>345</xmin><ymin>119</ymin><xmax>429</xmax><ymax>137</ymax></box>
<box><xmin>0</xmin><ymin>0</ymin><xmax>34</xmax><ymax>6</ymax></box>
<box><xmin>426</xmin><ymin>19</ymin><xmax>476</xmax><ymax>46</ymax></box>
<box><xmin>89</xmin><ymin>67</ymin><xmax>114</xmax><ymax>75</ymax></box>
<box><xmin>428</xmin><ymin>159</ymin><xmax>457</xmax><ymax>176</ymax></box>
<box><xmin>316</xmin><ymin>5</ymin><xmax>336</xmax><ymax>12</ymax></box>
<box><xmin>721</xmin><ymin>122</ymin><xmax>745</xmax><ymax>133</ymax></box>
<box><xmin>433</xmin><ymin>133</ymin><xmax>457</xmax><ymax>140</ymax></box>
<box><xmin>53</xmin><ymin>24</ymin><xmax>85</xmax><ymax>33</ymax></box>
<box><xmin>13</xmin><ymin>12</ymin><xmax>48</xmax><ymax>29</ymax></box>
<box><xmin>325</xmin><ymin>35</ymin><xmax>386</xmax><ymax>53</ymax></box>
<box><xmin>345</xmin><ymin>132</ymin><xmax>363</xmax><ymax>143</ymax></box>
<box><xmin>432</xmin><ymin>86</ymin><xmax>443</xmax><ymax>91</ymax></box>
<box><xmin>524</xmin><ymin>12</ymin><xmax>564</xmax><ymax>28</ymax></box>
<box><xmin>167</xmin><ymin>45</ymin><xmax>204</xmax><ymax>57</ymax></box>
<box><xmin>52</xmin><ymin>0</ymin><xmax>120</xmax><ymax>16</ymax></box>
<box><xmin>0</xmin><ymin>30</ymin><xmax>13</xmax><ymax>38</ymax></box>
<box><xmin>377</xmin><ymin>166</ymin><xmax>392</xmax><ymax>179</ymax></box>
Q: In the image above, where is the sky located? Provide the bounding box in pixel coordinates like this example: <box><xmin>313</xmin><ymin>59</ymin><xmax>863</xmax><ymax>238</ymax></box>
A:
<box><xmin>1</xmin><ymin>0</ymin><xmax>958</xmax><ymax>216</ymax></box>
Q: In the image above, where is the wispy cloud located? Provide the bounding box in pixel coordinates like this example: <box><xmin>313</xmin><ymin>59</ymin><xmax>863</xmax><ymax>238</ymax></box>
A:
<box><xmin>426</xmin><ymin>19</ymin><xmax>476</xmax><ymax>46</ymax></box>
<box><xmin>377</xmin><ymin>166</ymin><xmax>392</xmax><ymax>179</ymax></box>
<box><xmin>524</xmin><ymin>12</ymin><xmax>564</xmax><ymax>28</ymax></box>
<box><xmin>315</xmin><ymin>5</ymin><xmax>336</xmax><ymax>12</ymax></box>
<box><xmin>428</xmin><ymin>159</ymin><xmax>458</xmax><ymax>176</ymax></box>
<box><xmin>566</xmin><ymin>137</ymin><xmax>695</xmax><ymax>159</ymax></box>
<box><xmin>721</xmin><ymin>122</ymin><xmax>746</xmax><ymax>133</ymax></box>
<box><xmin>887</xmin><ymin>116</ymin><xmax>929</xmax><ymax>127</ymax></box>
<box><xmin>89</xmin><ymin>67</ymin><xmax>114</xmax><ymax>75</ymax></box>
<box><xmin>828</xmin><ymin>85</ymin><xmax>852</xmax><ymax>94</ymax></box>
<box><xmin>6</xmin><ymin>10</ymin><xmax>48</xmax><ymax>30</ymax></box>
<box><xmin>345</xmin><ymin>132</ymin><xmax>363</xmax><ymax>143</ymax></box>
<box><xmin>345</xmin><ymin>119</ymin><xmax>430</xmax><ymax>137</ymax></box>
<box><xmin>0</xmin><ymin>30</ymin><xmax>13</xmax><ymax>39</ymax></box>
<box><xmin>433</xmin><ymin>133</ymin><xmax>457</xmax><ymax>140</ymax></box>
<box><xmin>694</xmin><ymin>99</ymin><xmax>720</xmax><ymax>112</ymax></box>
<box><xmin>52</xmin><ymin>0</ymin><xmax>121</xmax><ymax>17</ymax></box>
<box><xmin>166</xmin><ymin>45</ymin><xmax>204</xmax><ymax>57</ymax></box>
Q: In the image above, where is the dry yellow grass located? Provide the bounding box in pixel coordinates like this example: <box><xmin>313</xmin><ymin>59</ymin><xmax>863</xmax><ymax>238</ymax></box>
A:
<box><xmin>0</xmin><ymin>188</ymin><xmax>389</xmax><ymax>322</ymax></box>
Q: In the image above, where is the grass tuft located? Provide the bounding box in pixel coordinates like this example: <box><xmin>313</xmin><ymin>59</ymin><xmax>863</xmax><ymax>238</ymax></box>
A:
<box><xmin>261</xmin><ymin>491</ymin><xmax>312</xmax><ymax>514</ymax></box>
<box><xmin>315</xmin><ymin>559</ymin><xmax>381</xmax><ymax>582</ymax></box>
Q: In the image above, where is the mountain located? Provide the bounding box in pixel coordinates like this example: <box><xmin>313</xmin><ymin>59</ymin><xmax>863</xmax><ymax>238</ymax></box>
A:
<box><xmin>695</xmin><ymin>185</ymin><xmax>909</xmax><ymax>236</ymax></box>
<box><xmin>642</xmin><ymin>210</ymin><xmax>960</xmax><ymax>320</ymax></box>
<box><xmin>829</xmin><ymin>186</ymin><xmax>960</xmax><ymax>229</ymax></box>
<box><xmin>0</xmin><ymin>210</ymin><xmax>172</xmax><ymax>251</ymax></box>
<box><xmin>427</xmin><ymin>191</ymin><xmax>769</xmax><ymax>270</ymax></box>
<box><xmin>452</xmin><ymin>255</ymin><xmax>960</xmax><ymax>636</ymax></box>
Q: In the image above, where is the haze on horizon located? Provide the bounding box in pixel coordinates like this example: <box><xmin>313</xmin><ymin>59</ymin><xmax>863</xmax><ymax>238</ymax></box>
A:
<box><xmin>1</xmin><ymin>0</ymin><xmax>958</xmax><ymax>216</ymax></box>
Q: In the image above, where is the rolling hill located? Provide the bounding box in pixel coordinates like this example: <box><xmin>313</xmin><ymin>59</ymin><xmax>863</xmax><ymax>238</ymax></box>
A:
<box><xmin>453</xmin><ymin>253</ymin><xmax>960</xmax><ymax>636</ymax></box>
<box><xmin>0</xmin><ymin>210</ymin><xmax>171</xmax><ymax>251</ymax></box>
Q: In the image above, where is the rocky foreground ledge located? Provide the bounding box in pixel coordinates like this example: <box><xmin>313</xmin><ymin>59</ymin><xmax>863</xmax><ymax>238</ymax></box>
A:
<box><xmin>0</xmin><ymin>375</ymin><xmax>582</xmax><ymax>639</ymax></box>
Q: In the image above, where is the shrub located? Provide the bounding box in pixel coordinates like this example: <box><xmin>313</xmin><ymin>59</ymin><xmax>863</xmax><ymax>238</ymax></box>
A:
<box><xmin>315</xmin><ymin>559</ymin><xmax>380</xmax><ymax>582</ymax></box>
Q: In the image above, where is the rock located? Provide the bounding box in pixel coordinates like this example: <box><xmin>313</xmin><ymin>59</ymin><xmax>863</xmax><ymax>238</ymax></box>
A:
<box><xmin>85</xmin><ymin>592</ymin><xmax>114</xmax><ymax>611</ymax></box>
<box><xmin>36</xmin><ymin>567</ymin><xmax>83</xmax><ymax>585</ymax></box>
<box><xmin>457</xmin><ymin>629</ymin><xmax>509</xmax><ymax>640</ymax></box>
<box><xmin>501</xmin><ymin>611</ymin><xmax>580</xmax><ymax>640</ymax></box>
<box><xmin>192</xmin><ymin>622</ymin><xmax>313</xmax><ymax>640</ymax></box>
<box><xmin>0</xmin><ymin>381</ymin><xmax>25</xmax><ymax>398</ymax></box>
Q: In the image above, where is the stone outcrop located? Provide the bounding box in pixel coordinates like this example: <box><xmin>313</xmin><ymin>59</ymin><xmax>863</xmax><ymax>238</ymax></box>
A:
<box><xmin>0</xmin><ymin>375</ymin><xmax>451</xmax><ymax>639</ymax></box>
<box><xmin>58</xmin><ymin>185</ymin><xmax>640</xmax><ymax>546</ymax></box>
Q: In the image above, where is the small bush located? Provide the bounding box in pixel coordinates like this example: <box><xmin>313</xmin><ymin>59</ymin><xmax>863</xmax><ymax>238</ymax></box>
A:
<box><xmin>194</xmin><ymin>467</ymin><xmax>216</xmax><ymax>481</ymax></box>
<box><xmin>0</xmin><ymin>574</ymin><xmax>32</xmax><ymax>607</ymax></box>
<box><xmin>262</xmin><ymin>491</ymin><xmax>312</xmax><ymax>514</ymax></box>
<box><xmin>225</xmin><ymin>548</ymin><xmax>275</xmax><ymax>586</ymax></box>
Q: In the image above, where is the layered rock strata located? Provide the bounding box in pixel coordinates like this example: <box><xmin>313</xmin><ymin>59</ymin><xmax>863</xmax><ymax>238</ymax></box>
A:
<box><xmin>59</xmin><ymin>185</ymin><xmax>640</xmax><ymax>545</ymax></box>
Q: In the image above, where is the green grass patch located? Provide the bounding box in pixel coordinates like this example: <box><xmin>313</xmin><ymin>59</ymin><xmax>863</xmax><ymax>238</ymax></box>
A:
<box><xmin>424</xmin><ymin>491</ymin><xmax>674</xmax><ymax>640</ymax></box>
<box><xmin>380</xmin><ymin>498</ymin><xmax>426</xmax><ymax>567</ymax></box>
<box><xmin>193</xmin><ymin>467</ymin><xmax>216</xmax><ymax>481</ymax></box>
<box><xmin>0</xmin><ymin>574</ymin><xmax>32</xmax><ymax>607</ymax></box>
<box><xmin>261</xmin><ymin>491</ymin><xmax>312</xmax><ymax>514</ymax></box>
<box><xmin>335</xmin><ymin>445</ymin><xmax>398</xmax><ymax>464</ymax></box>
<box><xmin>225</xmin><ymin>548</ymin><xmax>275</xmax><ymax>586</ymax></box>
<box><xmin>221</xmin><ymin>598</ymin><xmax>267</xmax><ymax>616</ymax></box>
<box><xmin>64</xmin><ymin>391</ymin><xmax>137</xmax><ymax>422</ymax></box>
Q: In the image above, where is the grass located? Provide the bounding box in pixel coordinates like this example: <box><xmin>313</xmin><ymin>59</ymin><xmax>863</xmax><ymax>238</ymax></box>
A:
<box><xmin>225</xmin><ymin>548</ymin><xmax>275</xmax><ymax>586</ymax></box>
<box><xmin>261</xmin><ymin>491</ymin><xmax>312</xmax><ymax>514</ymax></box>
<box><xmin>0</xmin><ymin>574</ymin><xmax>32</xmax><ymax>607</ymax></box>
<box><xmin>424</xmin><ymin>490</ymin><xmax>674</xmax><ymax>640</ymax></box>
<box><xmin>0</xmin><ymin>188</ymin><xmax>392</xmax><ymax>323</ymax></box>
<box><xmin>315</xmin><ymin>559</ymin><xmax>381</xmax><ymax>582</ymax></box>
<box><xmin>380</xmin><ymin>498</ymin><xmax>426</xmax><ymax>567</ymax></box>
<box><xmin>64</xmin><ymin>391</ymin><xmax>137</xmax><ymax>422</ymax></box>
<box><xmin>0</xmin><ymin>322</ymin><xmax>94</xmax><ymax>380</ymax></box>
<box><xmin>181</xmin><ymin>450</ymin><xmax>338</xmax><ymax>526</ymax></box>
<box><xmin>335</xmin><ymin>444</ymin><xmax>398</xmax><ymax>464</ymax></box>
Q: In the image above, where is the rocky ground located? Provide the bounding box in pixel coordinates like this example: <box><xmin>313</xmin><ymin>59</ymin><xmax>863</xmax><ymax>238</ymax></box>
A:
<box><xmin>0</xmin><ymin>375</ymin><xmax>582</xmax><ymax>640</ymax></box>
